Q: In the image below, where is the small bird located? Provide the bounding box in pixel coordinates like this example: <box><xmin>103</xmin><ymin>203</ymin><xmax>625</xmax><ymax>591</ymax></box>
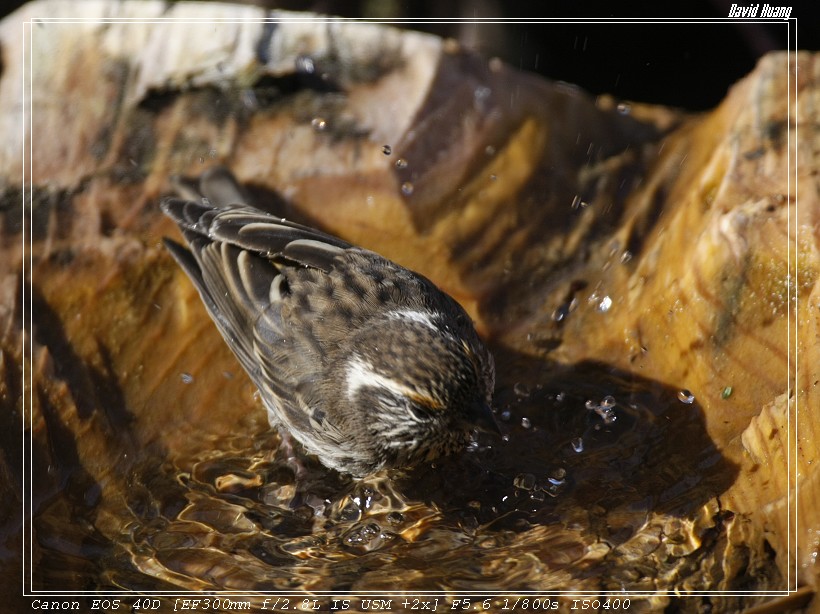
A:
<box><xmin>161</xmin><ymin>173</ymin><xmax>496</xmax><ymax>478</ymax></box>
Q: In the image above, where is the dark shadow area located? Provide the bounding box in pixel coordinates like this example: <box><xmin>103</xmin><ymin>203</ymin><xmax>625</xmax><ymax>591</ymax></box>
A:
<box><xmin>30</xmin><ymin>387</ymin><xmax>111</xmax><ymax>591</ymax></box>
<box><xmin>19</xmin><ymin>279</ymin><xmax>161</xmax><ymax>593</ymax></box>
<box><xmin>28</xmin><ymin>282</ymin><xmax>137</xmax><ymax>443</ymax></box>
<box><xmin>398</xmin><ymin>345</ymin><xmax>739</xmax><ymax>536</ymax></box>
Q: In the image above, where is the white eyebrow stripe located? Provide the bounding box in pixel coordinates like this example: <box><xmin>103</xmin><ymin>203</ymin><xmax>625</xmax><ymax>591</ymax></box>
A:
<box><xmin>386</xmin><ymin>309</ymin><xmax>439</xmax><ymax>330</ymax></box>
<box><xmin>346</xmin><ymin>355</ymin><xmax>415</xmax><ymax>401</ymax></box>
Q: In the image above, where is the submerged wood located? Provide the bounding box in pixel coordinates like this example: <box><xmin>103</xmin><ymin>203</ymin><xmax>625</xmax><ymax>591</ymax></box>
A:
<box><xmin>0</xmin><ymin>2</ymin><xmax>816</xmax><ymax>610</ymax></box>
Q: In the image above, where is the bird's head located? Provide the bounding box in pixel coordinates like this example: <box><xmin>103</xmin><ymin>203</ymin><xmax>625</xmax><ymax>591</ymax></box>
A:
<box><xmin>344</xmin><ymin>309</ymin><xmax>497</xmax><ymax>468</ymax></box>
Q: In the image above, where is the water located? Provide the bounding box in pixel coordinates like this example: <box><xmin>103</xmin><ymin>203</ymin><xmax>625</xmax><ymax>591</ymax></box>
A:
<box><xmin>513</xmin><ymin>473</ymin><xmax>536</xmax><ymax>490</ymax></box>
<box><xmin>23</xmin><ymin>351</ymin><xmax>744</xmax><ymax>597</ymax></box>
<box><xmin>514</xmin><ymin>382</ymin><xmax>530</xmax><ymax>398</ymax></box>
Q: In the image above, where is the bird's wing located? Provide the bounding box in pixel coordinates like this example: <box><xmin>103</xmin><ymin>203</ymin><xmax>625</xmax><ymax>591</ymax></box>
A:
<box><xmin>162</xmin><ymin>198</ymin><xmax>351</xmax><ymax>265</ymax></box>
<box><xmin>161</xmin><ymin>199</ymin><xmax>353</xmax><ymax>433</ymax></box>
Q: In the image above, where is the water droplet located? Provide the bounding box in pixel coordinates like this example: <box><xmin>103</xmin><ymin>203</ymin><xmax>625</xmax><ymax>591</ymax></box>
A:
<box><xmin>311</xmin><ymin>117</ymin><xmax>327</xmax><ymax>131</ymax></box>
<box><xmin>474</xmin><ymin>85</ymin><xmax>492</xmax><ymax>101</ymax></box>
<box><xmin>342</xmin><ymin>522</ymin><xmax>383</xmax><ymax>549</ymax></box>
<box><xmin>513</xmin><ymin>382</ymin><xmax>530</xmax><ymax>398</ymax></box>
<box><xmin>552</xmin><ymin>303</ymin><xmax>570</xmax><ymax>322</ymax></box>
<box><xmin>337</xmin><ymin>498</ymin><xmax>362</xmax><ymax>521</ymax></box>
<box><xmin>547</xmin><ymin>468</ymin><xmax>567</xmax><ymax>485</ymax></box>
<box><xmin>401</xmin><ymin>182</ymin><xmax>414</xmax><ymax>196</ymax></box>
<box><xmin>587</xmin><ymin>397</ymin><xmax>617</xmax><ymax>424</ymax></box>
<box><xmin>514</xmin><ymin>473</ymin><xmax>536</xmax><ymax>490</ymax></box>
<box><xmin>597</xmin><ymin>407</ymin><xmax>617</xmax><ymax>424</ymax></box>
<box><xmin>489</xmin><ymin>174</ymin><xmax>497</xmax><ymax>181</ymax></box>
<box><xmin>555</xmin><ymin>392</ymin><xmax>566</xmax><ymax>402</ymax></box>
<box><xmin>382</xmin><ymin>144</ymin><xmax>392</xmax><ymax>155</ymax></box>
<box><xmin>485</xmin><ymin>145</ymin><xmax>496</xmax><ymax>156</ymax></box>
<box><xmin>395</xmin><ymin>158</ymin><xmax>408</xmax><ymax>169</ymax></box>
<box><xmin>598</xmin><ymin>296</ymin><xmax>613</xmax><ymax>312</ymax></box>
<box><xmin>180</xmin><ymin>372</ymin><xmax>193</xmax><ymax>384</ymax></box>
<box><xmin>386</xmin><ymin>511</ymin><xmax>404</xmax><ymax>525</ymax></box>
<box><xmin>620</xmin><ymin>250</ymin><xmax>633</xmax><ymax>264</ymax></box>
<box><xmin>295</xmin><ymin>55</ymin><xmax>315</xmax><ymax>74</ymax></box>
<box><xmin>520</xmin><ymin>417</ymin><xmax>531</xmax><ymax>429</ymax></box>
<box><xmin>678</xmin><ymin>389</ymin><xmax>695</xmax><ymax>404</ymax></box>
<box><xmin>571</xmin><ymin>437</ymin><xmax>584</xmax><ymax>453</ymax></box>
<box><xmin>541</xmin><ymin>468</ymin><xmax>568</xmax><ymax>498</ymax></box>
<box><xmin>303</xmin><ymin>494</ymin><xmax>328</xmax><ymax>516</ymax></box>
<box><xmin>722</xmin><ymin>386</ymin><xmax>733</xmax><ymax>399</ymax></box>
<box><xmin>500</xmin><ymin>410</ymin><xmax>511</xmax><ymax>422</ymax></box>
<box><xmin>501</xmin><ymin>434</ymin><xmax>510</xmax><ymax>442</ymax></box>
<box><xmin>617</xmin><ymin>102</ymin><xmax>632</xmax><ymax>115</ymax></box>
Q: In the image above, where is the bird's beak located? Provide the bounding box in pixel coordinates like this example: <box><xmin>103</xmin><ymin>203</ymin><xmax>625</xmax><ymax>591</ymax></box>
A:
<box><xmin>471</xmin><ymin>400</ymin><xmax>502</xmax><ymax>436</ymax></box>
